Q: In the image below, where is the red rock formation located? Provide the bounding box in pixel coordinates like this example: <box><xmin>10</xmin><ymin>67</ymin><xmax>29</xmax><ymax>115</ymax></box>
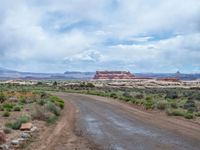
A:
<box><xmin>93</xmin><ymin>71</ymin><xmax>135</xmax><ymax>80</ymax></box>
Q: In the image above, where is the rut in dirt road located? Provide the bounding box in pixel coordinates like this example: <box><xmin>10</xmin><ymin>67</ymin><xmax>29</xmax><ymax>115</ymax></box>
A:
<box><xmin>58</xmin><ymin>93</ymin><xmax>200</xmax><ymax>150</ymax></box>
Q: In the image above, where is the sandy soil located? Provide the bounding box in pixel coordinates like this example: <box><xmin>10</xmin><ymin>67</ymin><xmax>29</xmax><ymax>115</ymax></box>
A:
<box><xmin>26</xmin><ymin>92</ymin><xmax>200</xmax><ymax>150</ymax></box>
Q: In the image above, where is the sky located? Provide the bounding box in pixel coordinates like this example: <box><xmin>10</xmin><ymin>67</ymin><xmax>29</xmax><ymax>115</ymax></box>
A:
<box><xmin>0</xmin><ymin>0</ymin><xmax>200</xmax><ymax>73</ymax></box>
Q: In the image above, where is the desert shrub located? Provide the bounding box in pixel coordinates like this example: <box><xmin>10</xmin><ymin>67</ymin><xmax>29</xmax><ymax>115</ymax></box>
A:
<box><xmin>184</xmin><ymin>112</ymin><xmax>194</xmax><ymax>119</ymax></box>
<box><xmin>3</xmin><ymin>111</ymin><xmax>10</xmax><ymax>117</ymax></box>
<box><xmin>166</xmin><ymin>108</ymin><xmax>185</xmax><ymax>116</ymax></box>
<box><xmin>144</xmin><ymin>97</ymin><xmax>154</xmax><ymax>109</ymax></box>
<box><xmin>53</xmin><ymin>81</ymin><xmax>58</xmax><ymax>86</ymax></box>
<box><xmin>19</xmin><ymin>96</ymin><xmax>26</xmax><ymax>104</ymax></box>
<box><xmin>13</xmin><ymin>106</ymin><xmax>21</xmax><ymax>111</ymax></box>
<box><xmin>165</xmin><ymin>91</ymin><xmax>178</xmax><ymax>99</ymax></box>
<box><xmin>80</xmin><ymin>82</ymin><xmax>86</xmax><ymax>87</ymax></box>
<box><xmin>195</xmin><ymin>112</ymin><xmax>200</xmax><ymax>117</ymax></box>
<box><xmin>31</xmin><ymin>106</ymin><xmax>47</xmax><ymax>121</ymax></box>
<box><xmin>86</xmin><ymin>82</ymin><xmax>95</xmax><ymax>88</ymax></box>
<box><xmin>11</xmin><ymin>116</ymin><xmax>30</xmax><ymax>130</ymax></box>
<box><xmin>184</xmin><ymin>100</ymin><xmax>196</xmax><ymax>112</ymax></box>
<box><xmin>46</xmin><ymin>115</ymin><xmax>57</xmax><ymax>124</ymax></box>
<box><xmin>37</xmin><ymin>99</ymin><xmax>46</xmax><ymax>106</ymax></box>
<box><xmin>170</xmin><ymin>101</ymin><xmax>178</xmax><ymax>109</ymax></box>
<box><xmin>40</xmin><ymin>91</ymin><xmax>48</xmax><ymax>98</ymax></box>
<box><xmin>37</xmin><ymin>82</ymin><xmax>43</xmax><ymax>85</ymax></box>
<box><xmin>3</xmin><ymin>103</ymin><xmax>14</xmax><ymax>111</ymax></box>
<box><xmin>0</xmin><ymin>92</ymin><xmax>6</xmax><ymax>103</ymax></box>
<box><xmin>0</xmin><ymin>132</ymin><xmax>6</xmax><ymax>144</ymax></box>
<box><xmin>110</xmin><ymin>93</ymin><xmax>118</xmax><ymax>99</ymax></box>
<box><xmin>0</xmin><ymin>105</ymin><xmax>4</xmax><ymax>111</ymax></box>
<box><xmin>4</xmin><ymin>122</ymin><xmax>12</xmax><ymax>128</ymax></box>
<box><xmin>50</xmin><ymin>96</ymin><xmax>64</xmax><ymax>109</ymax></box>
<box><xmin>188</xmin><ymin>92</ymin><xmax>200</xmax><ymax>101</ymax></box>
<box><xmin>120</xmin><ymin>97</ymin><xmax>129</xmax><ymax>102</ymax></box>
<box><xmin>156</xmin><ymin>100</ymin><xmax>168</xmax><ymax>110</ymax></box>
<box><xmin>19</xmin><ymin>88</ymin><xmax>28</xmax><ymax>93</ymax></box>
<box><xmin>134</xmin><ymin>99</ymin><xmax>144</xmax><ymax>105</ymax></box>
<box><xmin>122</xmin><ymin>92</ymin><xmax>132</xmax><ymax>98</ymax></box>
<box><xmin>45</xmin><ymin>101</ymin><xmax>60</xmax><ymax>116</ymax></box>
<box><xmin>3</xmin><ymin>127</ymin><xmax>12</xmax><ymax>134</ymax></box>
<box><xmin>129</xmin><ymin>98</ymin><xmax>136</xmax><ymax>104</ymax></box>
<box><xmin>134</xmin><ymin>94</ymin><xmax>144</xmax><ymax>99</ymax></box>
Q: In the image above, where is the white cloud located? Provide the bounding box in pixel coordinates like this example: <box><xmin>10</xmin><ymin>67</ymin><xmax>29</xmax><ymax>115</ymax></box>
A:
<box><xmin>0</xmin><ymin>0</ymin><xmax>200</xmax><ymax>73</ymax></box>
<box><xmin>64</xmin><ymin>50</ymin><xmax>104</xmax><ymax>62</ymax></box>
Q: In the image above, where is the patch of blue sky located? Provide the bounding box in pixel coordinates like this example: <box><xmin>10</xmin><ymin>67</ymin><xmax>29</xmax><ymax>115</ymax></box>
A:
<box><xmin>148</xmin><ymin>32</ymin><xmax>178</xmax><ymax>41</ymax></box>
<box><xmin>58</xmin><ymin>20</ymin><xmax>101</xmax><ymax>33</ymax></box>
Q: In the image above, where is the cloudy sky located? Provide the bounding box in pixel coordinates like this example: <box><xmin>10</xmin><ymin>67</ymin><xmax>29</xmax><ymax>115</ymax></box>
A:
<box><xmin>0</xmin><ymin>0</ymin><xmax>200</xmax><ymax>73</ymax></box>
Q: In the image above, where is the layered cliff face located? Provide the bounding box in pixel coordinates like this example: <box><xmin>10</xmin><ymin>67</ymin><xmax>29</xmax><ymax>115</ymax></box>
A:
<box><xmin>93</xmin><ymin>71</ymin><xmax>135</xmax><ymax>80</ymax></box>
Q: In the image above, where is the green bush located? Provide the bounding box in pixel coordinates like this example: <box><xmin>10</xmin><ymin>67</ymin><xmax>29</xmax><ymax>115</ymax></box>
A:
<box><xmin>19</xmin><ymin>96</ymin><xmax>26</xmax><ymax>104</ymax></box>
<box><xmin>53</xmin><ymin>81</ymin><xmax>57</xmax><ymax>86</ymax></box>
<box><xmin>169</xmin><ymin>100</ymin><xmax>178</xmax><ymax>108</ymax></box>
<box><xmin>122</xmin><ymin>92</ymin><xmax>132</xmax><ymax>98</ymax></box>
<box><xmin>166</xmin><ymin>109</ymin><xmax>185</xmax><ymax>116</ymax></box>
<box><xmin>184</xmin><ymin>100</ymin><xmax>196</xmax><ymax>112</ymax></box>
<box><xmin>46</xmin><ymin>115</ymin><xmax>57</xmax><ymax>124</ymax></box>
<box><xmin>50</xmin><ymin>96</ymin><xmax>64</xmax><ymax>109</ymax></box>
<box><xmin>13</xmin><ymin>106</ymin><xmax>21</xmax><ymax>111</ymax></box>
<box><xmin>0</xmin><ymin>105</ymin><xmax>4</xmax><ymax>111</ymax></box>
<box><xmin>3</xmin><ymin>103</ymin><xmax>15</xmax><ymax>111</ymax></box>
<box><xmin>37</xmin><ymin>99</ymin><xmax>46</xmax><ymax>106</ymax></box>
<box><xmin>11</xmin><ymin>116</ymin><xmax>30</xmax><ymax>130</ymax></box>
<box><xmin>156</xmin><ymin>100</ymin><xmax>168</xmax><ymax>110</ymax></box>
<box><xmin>40</xmin><ymin>91</ymin><xmax>48</xmax><ymax>98</ymax></box>
<box><xmin>184</xmin><ymin>112</ymin><xmax>194</xmax><ymax>119</ymax></box>
<box><xmin>121</xmin><ymin>97</ymin><xmax>133</xmax><ymax>102</ymax></box>
<box><xmin>86</xmin><ymin>83</ymin><xmax>95</xmax><ymax>88</ymax></box>
<box><xmin>110</xmin><ymin>93</ymin><xmax>118</xmax><ymax>99</ymax></box>
<box><xmin>144</xmin><ymin>97</ymin><xmax>154</xmax><ymax>109</ymax></box>
<box><xmin>45</xmin><ymin>101</ymin><xmax>60</xmax><ymax>116</ymax></box>
<box><xmin>165</xmin><ymin>91</ymin><xmax>178</xmax><ymax>99</ymax></box>
<box><xmin>3</xmin><ymin>111</ymin><xmax>10</xmax><ymax>117</ymax></box>
<box><xmin>134</xmin><ymin>94</ymin><xmax>144</xmax><ymax>99</ymax></box>
<box><xmin>195</xmin><ymin>112</ymin><xmax>200</xmax><ymax>117</ymax></box>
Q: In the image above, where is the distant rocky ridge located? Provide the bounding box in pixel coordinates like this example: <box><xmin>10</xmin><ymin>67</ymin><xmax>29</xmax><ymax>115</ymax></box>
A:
<box><xmin>0</xmin><ymin>68</ymin><xmax>95</xmax><ymax>80</ymax></box>
<box><xmin>93</xmin><ymin>71</ymin><xmax>135</xmax><ymax>80</ymax></box>
<box><xmin>0</xmin><ymin>67</ymin><xmax>200</xmax><ymax>80</ymax></box>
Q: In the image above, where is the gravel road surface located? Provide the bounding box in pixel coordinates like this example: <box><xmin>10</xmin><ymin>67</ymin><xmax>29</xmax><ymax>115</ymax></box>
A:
<box><xmin>58</xmin><ymin>93</ymin><xmax>200</xmax><ymax>150</ymax></box>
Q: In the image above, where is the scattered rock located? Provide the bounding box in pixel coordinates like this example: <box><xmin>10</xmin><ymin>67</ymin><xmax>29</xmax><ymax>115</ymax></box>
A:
<box><xmin>30</xmin><ymin>126</ymin><xmax>38</xmax><ymax>132</ymax></box>
<box><xmin>11</xmin><ymin>140</ymin><xmax>19</xmax><ymax>145</ymax></box>
<box><xmin>8</xmin><ymin>97</ymin><xmax>18</xmax><ymax>103</ymax></box>
<box><xmin>0</xmin><ymin>144</ymin><xmax>9</xmax><ymax>150</ymax></box>
<box><xmin>20</xmin><ymin>123</ymin><xmax>32</xmax><ymax>131</ymax></box>
<box><xmin>11</xmin><ymin>138</ymin><xmax>25</xmax><ymax>145</ymax></box>
<box><xmin>21</xmin><ymin>133</ymin><xmax>31</xmax><ymax>139</ymax></box>
<box><xmin>0</xmin><ymin>132</ymin><xmax>6</xmax><ymax>144</ymax></box>
<box><xmin>17</xmin><ymin>138</ymin><xmax>25</xmax><ymax>142</ymax></box>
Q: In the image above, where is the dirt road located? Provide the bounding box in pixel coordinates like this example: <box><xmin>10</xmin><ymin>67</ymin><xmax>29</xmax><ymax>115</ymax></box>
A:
<box><xmin>54</xmin><ymin>93</ymin><xmax>200</xmax><ymax>150</ymax></box>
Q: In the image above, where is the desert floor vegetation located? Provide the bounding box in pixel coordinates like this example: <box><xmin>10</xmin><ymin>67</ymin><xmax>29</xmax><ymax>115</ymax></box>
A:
<box><xmin>0</xmin><ymin>87</ymin><xmax>64</xmax><ymax>149</ymax></box>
